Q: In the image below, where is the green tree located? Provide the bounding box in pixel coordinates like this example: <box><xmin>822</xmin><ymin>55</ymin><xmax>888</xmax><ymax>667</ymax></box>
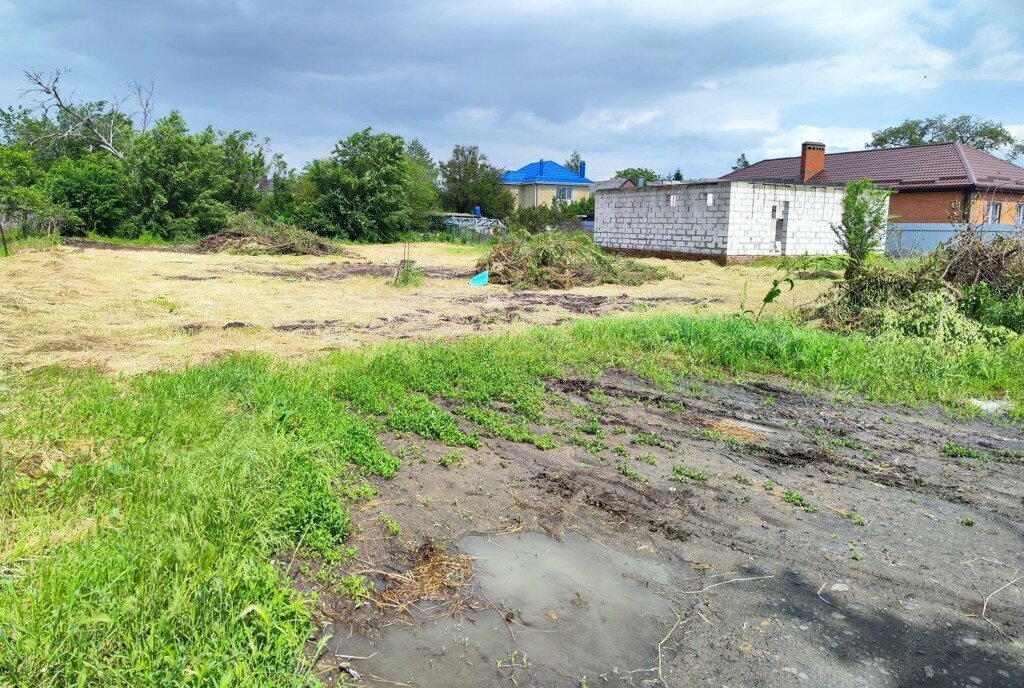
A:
<box><xmin>0</xmin><ymin>144</ymin><xmax>46</xmax><ymax>216</ymax></box>
<box><xmin>438</xmin><ymin>145</ymin><xmax>515</xmax><ymax>219</ymax></box>
<box><xmin>564</xmin><ymin>150</ymin><xmax>583</xmax><ymax>174</ymax></box>
<box><xmin>832</xmin><ymin>179</ymin><xmax>892</xmax><ymax>279</ymax></box>
<box><xmin>732</xmin><ymin>153</ymin><xmax>750</xmax><ymax>170</ymax></box>
<box><xmin>128</xmin><ymin>112</ymin><xmax>266</xmax><ymax>239</ymax></box>
<box><xmin>869</xmin><ymin>115</ymin><xmax>1021</xmax><ymax>159</ymax></box>
<box><xmin>46</xmin><ymin>153</ymin><xmax>134</xmax><ymax>235</ymax></box>
<box><xmin>671</xmin><ymin>167</ymin><xmax>684</xmax><ymax>181</ymax></box>
<box><xmin>615</xmin><ymin>167</ymin><xmax>661</xmax><ymax>184</ymax></box>
<box><xmin>296</xmin><ymin>127</ymin><xmax>411</xmax><ymax>242</ymax></box>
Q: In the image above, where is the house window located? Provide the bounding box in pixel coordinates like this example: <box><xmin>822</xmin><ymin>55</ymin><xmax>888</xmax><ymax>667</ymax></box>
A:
<box><xmin>706</xmin><ymin>193</ymin><xmax>714</xmax><ymax>207</ymax></box>
<box><xmin>771</xmin><ymin>205</ymin><xmax>777</xmax><ymax>219</ymax></box>
<box><xmin>668</xmin><ymin>194</ymin><xmax>678</xmax><ymax>207</ymax></box>
<box><xmin>985</xmin><ymin>201</ymin><xmax>1003</xmax><ymax>224</ymax></box>
<box><xmin>555</xmin><ymin>186</ymin><xmax>573</xmax><ymax>201</ymax></box>
<box><xmin>1017</xmin><ymin>203</ymin><xmax>1024</xmax><ymax>226</ymax></box>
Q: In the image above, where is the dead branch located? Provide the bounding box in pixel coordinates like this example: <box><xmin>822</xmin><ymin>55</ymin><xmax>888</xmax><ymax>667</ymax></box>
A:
<box><xmin>22</xmin><ymin>68</ymin><xmax>125</xmax><ymax>159</ymax></box>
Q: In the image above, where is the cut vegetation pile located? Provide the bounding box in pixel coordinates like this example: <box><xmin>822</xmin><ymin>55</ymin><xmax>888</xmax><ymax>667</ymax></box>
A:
<box><xmin>481</xmin><ymin>231</ymin><xmax>670</xmax><ymax>289</ymax></box>
<box><xmin>816</xmin><ymin>228</ymin><xmax>1024</xmax><ymax>350</ymax></box>
<box><xmin>198</xmin><ymin>212</ymin><xmax>347</xmax><ymax>256</ymax></box>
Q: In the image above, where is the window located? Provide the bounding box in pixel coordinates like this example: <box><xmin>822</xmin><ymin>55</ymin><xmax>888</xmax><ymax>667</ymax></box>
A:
<box><xmin>985</xmin><ymin>201</ymin><xmax>1003</xmax><ymax>224</ymax></box>
<box><xmin>1017</xmin><ymin>203</ymin><xmax>1024</xmax><ymax>226</ymax></box>
<box><xmin>706</xmin><ymin>193</ymin><xmax>714</xmax><ymax>207</ymax></box>
<box><xmin>668</xmin><ymin>194</ymin><xmax>678</xmax><ymax>207</ymax></box>
<box><xmin>555</xmin><ymin>186</ymin><xmax>573</xmax><ymax>201</ymax></box>
<box><xmin>771</xmin><ymin>205</ymin><xmax>777</xmax><ymax>219</ymax></box>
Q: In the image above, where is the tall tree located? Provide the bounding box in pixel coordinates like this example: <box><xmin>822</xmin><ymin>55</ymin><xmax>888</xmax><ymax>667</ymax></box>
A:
<box><xmin>671</xmin><ymin>167</ymin><xmax>684</xmax><ymax>181</ymax></box>
<box><xmin>297</xmin><ymin>127</ymin><xmax>411</xmax><ymax>242</ymax></box>
<box><xmin>732</xmin><ymin>153</ymin><xmax>750</xmax><ymax>170</ymax></box>
<box><xmin>832</xmin><ymin>179</ymin><xmax>892</xmax><ymax>280</ymax></box>
<box><xmin>404</xmin><ymin>139</ymin><xmax>439</xmax><ymax>230</ymax></box>
<box><xmin>615</xmin><ymin>167</ymin><xmax>661</xmax><ymax>184</ymax></box>
<box><xmin>868</xmin><ymin>115</ymin><xmax>1022</xmax><ymax>159</ymax></box>
<box><xmin>564</xmin><ymin>150</ymin><xmax>583</xmax><ymax>174</ymax></box>
<box><xmin>438</xmin><ymin>145</ymin><xmax>515</xmax><ymax>219</ymax></box>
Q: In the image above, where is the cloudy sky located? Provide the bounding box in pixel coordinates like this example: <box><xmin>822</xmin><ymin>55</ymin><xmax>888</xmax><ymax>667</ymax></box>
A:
<box><xmin>1</xmin><ymin>0</ymin><xmax>1022</xmax><ymax>180</ymax></box>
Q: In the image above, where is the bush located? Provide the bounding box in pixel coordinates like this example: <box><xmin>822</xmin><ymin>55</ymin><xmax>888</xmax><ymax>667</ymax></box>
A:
<box><xmin>960</xmin><ymin>283</ymin><xmax>1024</xmax><ymax>334</ymax></box>
<box><xmin>482</xmin><ymin>231</ymin><xmax>670</xmax><ymax>289</ymax></box>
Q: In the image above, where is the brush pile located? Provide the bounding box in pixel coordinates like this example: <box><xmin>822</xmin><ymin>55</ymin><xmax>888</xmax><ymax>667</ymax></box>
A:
<box><xmin>814</xmin><ymin>228</ymin><xmax>1024</xmax><ymax>350</ymax></box>
<box><xmin>482</xmin><ymin>231</ymin><xmax>670</xmax><ymax>289</ymax></box>
<box><xmin>376</xmin><ymin>543</ymin><xmax>475</xmax><ymax>615</ymax></box>
<box><xmin>198</xmin><ymin>212</ymin><xmax>347</xmax><ymax>256</ymax></box>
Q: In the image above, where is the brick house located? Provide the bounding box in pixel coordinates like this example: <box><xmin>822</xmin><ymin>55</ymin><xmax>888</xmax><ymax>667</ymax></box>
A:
<box><xmin>722</xmin><ymin>141</ymin><xmax>1024</xmax><ymax>253</ymax></box>
<box><xmin>593</xmin><ymin>178</ymin><xmax>857</xmax><ymax>264</ymax></box>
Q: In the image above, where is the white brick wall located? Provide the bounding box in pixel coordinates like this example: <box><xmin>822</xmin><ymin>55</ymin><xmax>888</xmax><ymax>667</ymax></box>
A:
<box><xmin>594</xmin><ymin>180</ymin><xmax>877</xmax><ymax>259</ymax></box>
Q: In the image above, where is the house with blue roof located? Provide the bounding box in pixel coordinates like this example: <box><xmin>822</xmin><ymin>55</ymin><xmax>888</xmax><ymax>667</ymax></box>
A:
<box><xmin>501</xmin><ymin>159</ymin><xmax>593</xmax><ymax>208</ymax></box>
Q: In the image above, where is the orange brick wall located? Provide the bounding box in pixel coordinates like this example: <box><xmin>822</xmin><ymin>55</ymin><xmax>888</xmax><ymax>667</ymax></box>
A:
<box><xmin>888</xmin><ymin>190</ymin><xmax>964</xmax><ymax>223</ymax></box>
<box><xmin>968</xmin><ymin>191</ymin><xmax>1024</xmax><ymax>225</ymax></box>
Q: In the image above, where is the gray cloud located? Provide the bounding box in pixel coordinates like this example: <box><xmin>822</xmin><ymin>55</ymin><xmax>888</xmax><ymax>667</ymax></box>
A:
<box><xmin>1</xmin><ymin>0</ymin><xmax>1022</xmax><ymax>179</ymax></box>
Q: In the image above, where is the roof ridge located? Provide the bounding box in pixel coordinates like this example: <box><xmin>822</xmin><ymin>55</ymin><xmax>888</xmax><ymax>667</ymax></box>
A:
<box><xmin>952</xmin><ymin>141</ymin><xmax>977</xmax><ymax>185</ymax></box>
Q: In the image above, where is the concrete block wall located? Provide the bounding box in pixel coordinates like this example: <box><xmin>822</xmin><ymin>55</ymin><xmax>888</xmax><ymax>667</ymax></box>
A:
<box><xmin>593</xmin><ymin>182</ymin><xmax>730</xmax><ymax>256</ymax></box>
<box><xmin>726</xmin><ymin>183</ymin><xmax>846</xmax><ymax>257</ymax></box>
<box><xmin>595</xmin><ymin>180</ymin><xmax>861</xmax><ymax>259</ymax></box>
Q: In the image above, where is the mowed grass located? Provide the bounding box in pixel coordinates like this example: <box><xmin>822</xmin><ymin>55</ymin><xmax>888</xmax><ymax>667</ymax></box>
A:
<box><xmin>2</xmin><ymin>314</ymin><xmax>1023</xmax><ymax>686</ymax></box>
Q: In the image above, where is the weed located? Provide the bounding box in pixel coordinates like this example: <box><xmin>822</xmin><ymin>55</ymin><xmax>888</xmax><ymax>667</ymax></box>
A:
<box><xmin>570</xmin><ymin>432</ymin><xmax>607</xmax><ymax>454</ymax></box>
<box><xmin>389</xmin><ymin>394</ymin><xmax>478</xmax><ymax>448</ymax></box>
<box><xmin>960</xmin><ymin>518</ymin><xmax>976</xmax><ymax>527</ymax></box>
<box><xmin>615</xmin><ymin>462</ymin><xmax>649</xmax><ymax>485</ymax></box>
<box><xmin>635</xmin><ymin>454</ymin><xmax>658</xmax><ymax>466</ymax></box>
<box><xmin>783</xmin><ymin>490</ymin><xmax>817</xmax><ymax>512</ymax></box>
<box><xmin>335</xmin><ymin>574</ymin><xmax>375</xmax><ymax>604</ymax></box>
<box><xmin>456</xmin><ymin>404</ymin><xmax>554</xmax><ymax>450</ymax></box>
<box><xmin>942</xmin><ymin>441</ymin><xmax>982</xmax><ymax>459</ymax></box>
<box><xmin>438</xmin><ymin>452</ymin><xmax>465</xmax><ymax>469</ymax></box>
<box><xmin>762</xmin><ymin>478</ymin><xmax>775</xmax><ymax>492</ymax></box>
<box><xmin>732</xmin><ymin>473</ymin><xmax>755</xmax><ymax>486</ymax></box>
<box><xmin>578</xmin><ymin>419</ymin><xmax>604</xmax><ymax>436</ymax></box>
<box><xmin>379</xmin><ymin>513</ymin><xmax>401</xmax><ymax>537</ymax></box>
<box><xmin>843</xmin><ymin>511</ymin><xmax>868</xmax><ymax>526</ymax></box>
<box><xmin>632</xmin><ymin>432</ymin><xmax>669</xmax><ymax>448</ymax></box>
<box><xmin>394</xmin><ymin>260</ymin><xmax>424</xmax><ymax>288</ymax></box>
<box><xmin>671</xmin><ymin>464</ymin><xmax>708</xmax><ymax>482</ymax></box>
<box><xmin>612</xmin><ymin>444</ymin><xmax>630</xmax><ymax>458</ymax></box>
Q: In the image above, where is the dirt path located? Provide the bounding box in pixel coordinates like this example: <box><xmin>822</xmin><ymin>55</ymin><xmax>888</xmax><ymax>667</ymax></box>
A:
<box><xmin>0</xmin><ymin>243</ymin><xmax>831</xmax><ymax>373</ymax></box>
<box><xmin>306</xmin><ymin>372</ymin><xmax>1024</xmax><ymax>687</ymax></box>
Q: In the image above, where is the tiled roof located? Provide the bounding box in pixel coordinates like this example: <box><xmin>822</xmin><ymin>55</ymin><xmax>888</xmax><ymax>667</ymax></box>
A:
<box><xmin>502</xmin><ymin>160</ymin><xmax>593</xmax><ymax>186</ymax></box>
<box><xmin>721</xmin><ymin>142</ymin><xmax>1024</xmax><ymax>192</ymax></box>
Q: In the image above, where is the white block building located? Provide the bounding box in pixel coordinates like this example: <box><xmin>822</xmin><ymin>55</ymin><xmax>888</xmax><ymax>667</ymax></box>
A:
<box><xmin>593</xmin><ymin>179</ymin><xmax>865</xmax><ymax>264</ymax></box>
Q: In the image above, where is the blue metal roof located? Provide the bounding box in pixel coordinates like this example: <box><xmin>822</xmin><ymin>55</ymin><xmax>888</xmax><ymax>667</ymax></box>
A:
<box><xmin>501</xmin><ymin>159</ymin><xmax>593</xmax><ymax>186</ymax></box>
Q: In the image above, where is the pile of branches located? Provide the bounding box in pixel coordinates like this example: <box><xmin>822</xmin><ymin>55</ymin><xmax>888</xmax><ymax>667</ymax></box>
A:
<box><xmin>482</xmin><ymin>231</ymin><xmax>670</xmax><ymax>289</ymax></box>
<box><xmin>925</xmin><ymin>228</ymin><xmax>1024</xmax><ymax>296</ymax></box>
<box><xmin>197</xmin><ymin>212</ymin><xmax>347</xmax><ymax>257</ymax></box>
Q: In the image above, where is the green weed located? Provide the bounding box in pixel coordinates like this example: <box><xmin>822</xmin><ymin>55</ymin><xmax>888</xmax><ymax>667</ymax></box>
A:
<box><xmin>615</xmin><ymin>462</ymin><xmax>649</xmax><ymax>485</ymax></box>
<box><xmin>671</xmin><ymin>464</ymin><xmax>708</xmax><ymax>482</ymax></box>
<box><xmin>783</xmin><ymin>490</ymin><xmax>817</xmax><ymax>512</ymax></box>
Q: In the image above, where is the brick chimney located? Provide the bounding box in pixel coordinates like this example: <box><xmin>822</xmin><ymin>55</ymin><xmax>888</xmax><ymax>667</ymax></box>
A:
<box><xmin>800</xmin><ymin>141</ymin><xmax>825</xmax><ymax>181</ymax></box>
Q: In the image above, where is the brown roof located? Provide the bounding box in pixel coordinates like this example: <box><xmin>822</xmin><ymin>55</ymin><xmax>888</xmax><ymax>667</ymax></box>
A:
<box><xmin>721</xmin><ymin>142</ymin><xmax>1024</xmax><ymax>192</ymax></box>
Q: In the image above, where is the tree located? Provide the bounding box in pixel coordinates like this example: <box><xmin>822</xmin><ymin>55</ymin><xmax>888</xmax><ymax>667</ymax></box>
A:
<box><xmin>564</xmin><ymin>150</ymin><xmax>583</xmax><ymax>174</ymax></box>
<box><xmin>732</xmin><ymin>153</ymin><xmax>750</xmax><ymax>170</ymax></box>
<box><xmin>404</xmin><ymin>139</ymin><xmax>439</xmax><ymax>231</ymax></box>
<box><xmin>46</xmin><ymin>153</ymin><xmax>134</xmax><ymax>235</ymax></box>
<box><xmin>615</xmin><ymin>167</ymin><xmax>661</xmax><ymax>184</ymax></box>
<box><xmin>438</xmin><ymin>145</ymin><xmax>515</xmax><ymax>219</ymax></box>
<box><xmin>832</xmin><ymin>179</ymin><xmax>892</xmax><ymax>279</ymax></box>
<box><xmin>671</xmin><ymin>167</ymin><xmax>684</xmax><ymax>181</ymax></box>
<box><xmin>868</xmin><ymin>115</ymin><xmax>1021</xmax><ymax>159</ymax></box>
<box><xmin>296</xmin><ymin>128</ymin><xmax>411</xmax><ymax>242</ymax></box>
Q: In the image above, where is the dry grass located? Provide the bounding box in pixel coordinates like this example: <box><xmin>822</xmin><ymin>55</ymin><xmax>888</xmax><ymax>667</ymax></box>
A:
<box><xmin>374</xmin><ymin>544</ymin><xmax>476</xmax><ymax>615</ymax></box>
<box><xmin>0</xmin><ymin>243</ymin><xmax>833</xmax><ymax>373</ymax></box>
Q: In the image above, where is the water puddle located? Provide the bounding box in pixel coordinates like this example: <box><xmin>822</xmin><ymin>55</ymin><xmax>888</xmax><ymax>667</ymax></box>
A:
<box><xmin>331</xmin><ymin>532</ymin><xmax>674</xmax><ymax>687</ymax></box>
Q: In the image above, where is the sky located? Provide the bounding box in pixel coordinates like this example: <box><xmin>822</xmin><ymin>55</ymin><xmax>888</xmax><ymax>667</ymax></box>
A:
<box><xmin>1</xmin><ymin>0</ymin><xmax>1022</xmax><ymax>181</ymax></box>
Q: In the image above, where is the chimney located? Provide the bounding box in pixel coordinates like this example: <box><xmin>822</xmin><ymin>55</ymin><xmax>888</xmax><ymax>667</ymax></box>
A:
<box><xmin>578</xmin><ymin>160</ymin><xmax>586</xmax><ymax>179</ymax></box>
<box><xmin>538</xmin><ymin>159</ymin><xmax>545</xmax><ymax>176</ymax></box>
<box><xmin>800</xmin><ymin>141</ymin><xmax>825</xmax><ymax>181</ymax></box>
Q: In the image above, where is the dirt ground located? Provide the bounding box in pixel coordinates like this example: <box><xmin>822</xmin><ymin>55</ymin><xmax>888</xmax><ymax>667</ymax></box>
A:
<box><xmin>307</xmin><ymin>371</ymin><xmax>1024</xmax><ymax>688</ymax></box>
<box><xmin>0</xmin><ymin>242</ymin><xmax>831</xmax><ymax>373</ymax></box>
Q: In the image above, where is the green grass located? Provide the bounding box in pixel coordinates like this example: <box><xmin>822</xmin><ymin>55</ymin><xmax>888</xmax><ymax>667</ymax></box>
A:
<box><xmin>3</xmin><ymin>312</ymin><xmax>1024</xmax><ymax>685</ymax></box>
<box><xmin>670</xmin><ymin>464</ymin><xmax>708</xmax><ymax>482</ymax></box>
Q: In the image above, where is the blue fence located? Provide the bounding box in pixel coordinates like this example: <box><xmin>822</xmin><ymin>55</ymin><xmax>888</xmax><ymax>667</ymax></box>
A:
<box><xmin>886</xmin><ymin>223</ymin><xmax>1019</xmax><ymax>256</ymax></box>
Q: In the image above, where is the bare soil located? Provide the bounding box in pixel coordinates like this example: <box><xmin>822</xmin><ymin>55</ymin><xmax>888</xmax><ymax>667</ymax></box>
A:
<box><xmin>306</xmin><ymin>371</ymin><xmax>1024</xmax><ymax>687</ymax></box>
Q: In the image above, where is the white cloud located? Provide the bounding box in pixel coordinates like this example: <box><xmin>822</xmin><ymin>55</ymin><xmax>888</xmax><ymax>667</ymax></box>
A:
<box><xmin>759</xmin><ymin>125</ymin><xmax>874</xmax><ymax>159</ymax></box>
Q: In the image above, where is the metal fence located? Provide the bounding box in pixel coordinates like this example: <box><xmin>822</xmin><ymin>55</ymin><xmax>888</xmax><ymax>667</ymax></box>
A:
<box><xmin>886</xmin><ymin>223</ymin><xmax>1020</xmax><ymax>256</ymax></box>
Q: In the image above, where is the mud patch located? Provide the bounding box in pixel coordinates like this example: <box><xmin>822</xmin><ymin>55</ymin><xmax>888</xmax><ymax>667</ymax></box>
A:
<box><xmin>329</xmin><ymin>532</ymin><xmax>674</xmax><ymax>686</ymax></box>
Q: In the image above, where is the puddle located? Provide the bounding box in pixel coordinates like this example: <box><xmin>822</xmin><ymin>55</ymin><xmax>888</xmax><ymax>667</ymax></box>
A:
<box><xmin>330</xmin><ymin>532</ymin><xmax>674</xmax><ymax>687</ymax></box>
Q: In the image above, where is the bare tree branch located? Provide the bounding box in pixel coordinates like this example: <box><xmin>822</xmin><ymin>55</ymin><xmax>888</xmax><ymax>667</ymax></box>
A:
<box><xmin>22</xmin><ymin>68</ymin><xmax>125</xmax><ymax>159</ymax></box>
<box><xmin>129</xmin><ymin>80</ymin><xmax>155</xmax><ymax>133</ymax></box>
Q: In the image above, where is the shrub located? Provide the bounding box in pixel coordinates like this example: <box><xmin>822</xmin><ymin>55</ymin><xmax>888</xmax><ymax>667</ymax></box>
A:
<box><xmin>859</xmin><ymin>291</ymin><xmax>1016</xmax><ymax>352</ymax></box>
